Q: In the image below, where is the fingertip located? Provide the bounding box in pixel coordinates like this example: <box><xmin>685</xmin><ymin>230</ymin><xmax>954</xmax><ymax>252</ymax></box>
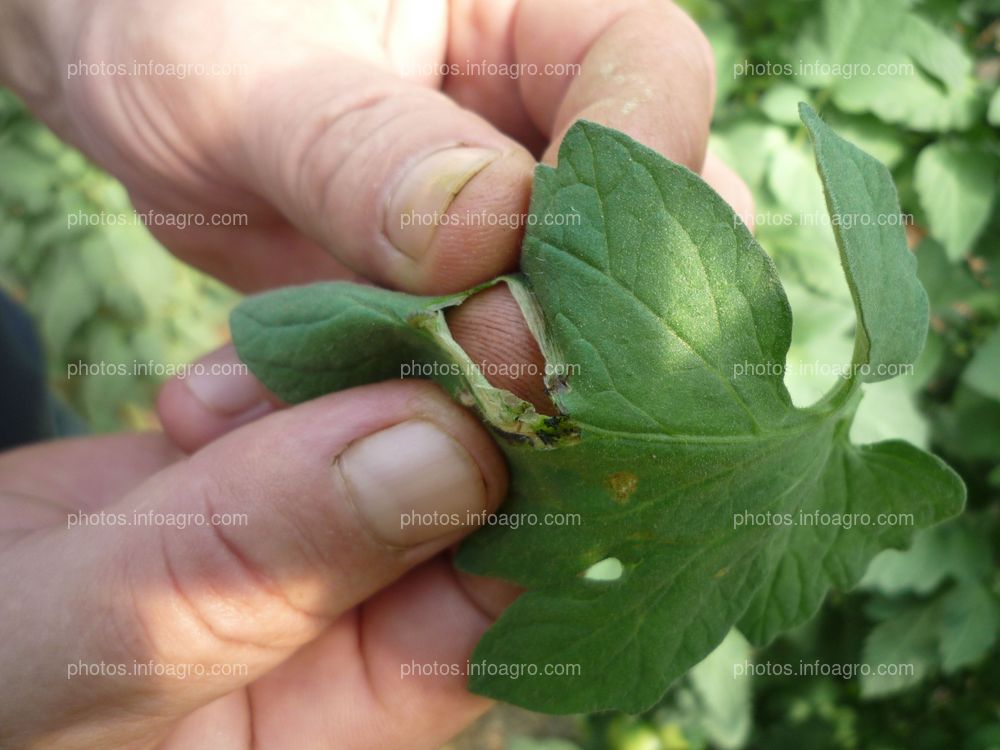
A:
<box><xmin>388</xmin><ymin>148</ymin><xmax>536</xmax><ymax>294</ymax></box>
<box><xmin>702</xmin><ymin>151</ymin><xmax>756</xmax><ymax>232</ymax></box>
<box><xmin>362</xmin><ymin>559</ymin><xmax>497</xmax><ymax>715</ymax></box>
<box><xmin>156</xmin><ymin>377</ymin><xmax>202</xmax><ymax>453</ymax></box>
<box><xmin>452</xmin><ymin>566</ymin><xmax>522</xmax><ymax>621</ymax></box>
<box><xmin>158</xmin><ymin>378</ymin><xmax>271</xmax><ymax>454</ymax></box>
<box><xmin>520</xmin><ymin>0</ymin><xmax>715</xmax><ymax>172</ymax></box>
<box><xmin>156</xmin><ymin>344</ymin><xmax>278</xmax><ymax>453</ymax></box>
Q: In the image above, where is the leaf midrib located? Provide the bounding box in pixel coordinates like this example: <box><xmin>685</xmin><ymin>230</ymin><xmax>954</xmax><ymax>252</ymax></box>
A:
<box><xmin>572</xmin><ymin>406</ymin><xmax>842</xmax><ymax>446</ymax></box>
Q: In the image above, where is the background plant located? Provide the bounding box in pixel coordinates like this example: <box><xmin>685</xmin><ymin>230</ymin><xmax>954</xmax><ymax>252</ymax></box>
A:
<box><xmin>0</xmin><ymin>89</ymin><xmax>235</xmax><ymax>432</ymax></box>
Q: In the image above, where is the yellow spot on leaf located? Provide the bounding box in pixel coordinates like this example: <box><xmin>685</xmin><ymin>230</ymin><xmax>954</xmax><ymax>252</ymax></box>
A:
<box><xmin>606</xmin><ymin>471</ymin><xmax>638</xmax><ymax>503</ymax></box>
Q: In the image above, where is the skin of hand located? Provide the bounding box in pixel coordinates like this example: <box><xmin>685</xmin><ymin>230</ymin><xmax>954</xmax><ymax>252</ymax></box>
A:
<box><xmin>0</xmin><ymin>381</ymin><xmax>516</xmax><ymax>749</ymax></box>
<box><xmin>0</xmin><ymin>0</ymin><xmax>756</xmax><ymax>747</ymax></box>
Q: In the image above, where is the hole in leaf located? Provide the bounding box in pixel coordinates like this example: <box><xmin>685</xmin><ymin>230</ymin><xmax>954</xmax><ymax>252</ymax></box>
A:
<box><xmin>582</xmin><ymin>557</ymin><xmax>624</xmax><ymax>581</ymax></box>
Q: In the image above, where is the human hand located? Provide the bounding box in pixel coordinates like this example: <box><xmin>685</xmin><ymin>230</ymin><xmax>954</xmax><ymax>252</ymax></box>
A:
<box><xmin>0</xmin><ymin>0</ymin><xmax>752</xmax><ymax>413</ymax></box>
<box><xmin>0</xmin><ymin>0</ymin><xmax>748</xmax><ymax>296</ymax></box>
<box><xmin>0</xmin><ymin>378</ymin><xmax>519</xmax><ymax>749</ymax></box>
<box><xmin>1</xmin><ymin>0</ymin><xmax>755</xmax><ymax>419</ymax></box>
<box><xmin>0</xmin><ymin>2</ymin><xmax>756</xmax><ymax>745</ymax></box>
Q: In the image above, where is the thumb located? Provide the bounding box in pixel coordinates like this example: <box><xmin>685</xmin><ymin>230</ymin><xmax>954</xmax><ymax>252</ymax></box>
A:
<box><xmin>233</xmin><ymin>60</ymin><xmax>536</xmax><ymax>294</ymax></box>
<box><xmin>0</xmin><ymin>381</ymin><xmax>505</xmax><ymax>748</ymax></box>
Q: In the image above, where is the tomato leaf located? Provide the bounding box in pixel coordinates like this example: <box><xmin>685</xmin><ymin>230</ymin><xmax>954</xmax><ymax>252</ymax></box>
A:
<box><xmin>915</xmin><ymin>142</ymin><xmax>1000</xmax><ymax>262</ymax></box>
<box><xmin>794</xmin><ymin>0</ymin><xmax>982</xmax><ymax>132</ymax></box>
<box><xmin>230</xmin><ymin>107</ymin><xmax>964</xmax><ymax>714</ymax></box>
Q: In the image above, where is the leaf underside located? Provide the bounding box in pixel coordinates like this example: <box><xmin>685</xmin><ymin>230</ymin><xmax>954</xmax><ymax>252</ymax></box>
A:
<box><xmin>231</xmin><ymin>106</ymin><xmax>964</xmax><ymax>714</ymax></box>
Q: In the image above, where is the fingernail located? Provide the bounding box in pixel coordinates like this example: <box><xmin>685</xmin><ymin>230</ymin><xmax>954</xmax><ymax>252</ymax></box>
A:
<box><xmin>184</xmin><ymin>344</ymin><xmax>270</xmax><ymax>416</ymax></box>
<box><xmin>336</xmin><ymin>420</ymin><xmax>489</xmax><ymax>546</ymax></box>
<box><xmin>386</xmin><ymin>147</ymin><xmax>499</xmax><ymax>260</ymax></box>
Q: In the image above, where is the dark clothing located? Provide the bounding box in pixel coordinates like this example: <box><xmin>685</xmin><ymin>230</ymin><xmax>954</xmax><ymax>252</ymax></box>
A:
<box><xmin>0</xmin><ymin>290</ymin><xmax>83</xmax><ymax>449</ymax></box>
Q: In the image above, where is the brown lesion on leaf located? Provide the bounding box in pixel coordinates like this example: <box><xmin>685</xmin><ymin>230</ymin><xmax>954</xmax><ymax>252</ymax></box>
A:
<box><xmin>606</xmin><ymin>471</ymin><xmax>638</xmax><ymax>503</ymax></box>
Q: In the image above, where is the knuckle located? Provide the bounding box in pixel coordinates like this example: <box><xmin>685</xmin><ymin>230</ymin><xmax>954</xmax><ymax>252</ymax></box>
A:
<box><xmin>137</xmin><ymin>470</ymin><xmax>325</xmax><ymax>658</ymax></box>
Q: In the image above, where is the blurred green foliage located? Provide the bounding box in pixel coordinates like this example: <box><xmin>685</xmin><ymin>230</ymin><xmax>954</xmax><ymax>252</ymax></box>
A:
<box><xmin>1</xmin><ymin>0</ymin><xmax>998</xmax><ymax>745</ymax></box>
<box><xmin>0</xmin><ymin>89</ymin><xmax>236</xmax><ymax>431</ymax></box>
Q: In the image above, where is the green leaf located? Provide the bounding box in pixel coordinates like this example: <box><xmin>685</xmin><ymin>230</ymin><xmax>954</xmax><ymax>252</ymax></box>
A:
<box><xmin>709</xmin><ymin>117</ymin><xmax>789</xmax><ymax>190</ymax></box>
<box><xmin>28</xmin><ymin>249</ymin><xmax>102</xmax><ymax>355</ymax></box>
<box><xmin>821</xmin><ymin>111</ymin><xmax>908</xmax><ymax>169</ymax></box>
<box><xmin>962</xmin><ymin>325</ymin><xmax>1000</xmax><ymax>402</ymax></box>
<box><xmin>507</xmin><ymin>739</ymin><xmax>582</xmax><ymax>750</ymax></box>
<box><xmin>915</xmin><ymin>238</ymin><xmax>984</xmax><ymax>314</ymax></box>
<box><xmin>989</xmin><ymin>88</ymin><xmax>1000</xmax><ymax>127</ymax></box>
<box><xmin>850</xmin><ymin>376</ymin><xmax>930</xmax><ymax>447</ymax></box>
<box><xmin>795</xmin><ymin>0</ymin><xmax>982</xmax><ymax>132</ymax></box>
<box><xmin>798</xmin><ymin>103</ymin><xmax>928</xmax><ymax>383</ymax></box>
<box><xmin>608</xmin><ymin>724</ymin><xmax>665</xmax><ymax>750</ymax></box>
<box><xmin>232</xmin><ymin>284</ymin><xmax>475</xmax><ymax>402</ymax></box>
<box><xmin>860</xmin><ymin>517</ymin><xmax>993</xmax><ymax>596</ymax></box>
<box><xmin>231</xmin><ymin>113</ymin><xmax>964</xmax><ymax>714</ymax></box>
<box><xmin>760</xmin><ymin>83</ymin><xmax>812</xmax><ymax>126</ymax></box>
<box><xmin>0</xmin><ymin>143</ymin><xmax>57</xmax><ymax>212</ymax></box>
<box><xmin>793</xmin><ymin>0</ymin><xmax>902</xmax><ymax>90</ymax></box>
<box><xmin>230</xmin><ymin>277</ymin><xmax>569</xmax><ymax>446</ymax></box>
<box><xmin>0</xmin><ymin>219</ymin><xmax>27</xmax><ymax>267</ymax></box>
<box><xmin>861</xmin><ymin>580</ymin><xmax>1000</xmax><ymax>697</ymax></box>
<box><xmin>861</xmin><ymin>599</ymin><xmax>938</xmax><ymax>697</ymax></box>
<box><xmin>915</xmin><ymin>142</ymin><xmax>999</xmax><ymax>262</ymax></box>
<box><xmin>938</xmin><ymin>583</ymin><xmax>1000</xmax><ymax>673</ymax></box>
<box><xmin>933</xmin><ymin>385</ymin><xmax>1000</xmax><ymax>463</ymax></box>
<box><xmin>684</xmin><ymin>629</ymin><xmax>753</xmax><ymax>750</ymax></box>
<box><xmin>767</xmin><ymin>142</ymin><xmax>828</xmax><ymax>218</ymax></box>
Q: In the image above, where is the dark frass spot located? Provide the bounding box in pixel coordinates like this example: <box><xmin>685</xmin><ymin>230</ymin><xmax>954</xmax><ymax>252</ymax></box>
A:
<box><xmin>490</xmin><ymin>427</ymin><xmax>533</xmax><ymax>446</ymax></box>
<box><xmin>547</xmin><ymin>373</ymin><xmax>570</xmax><ymax>398</ymax></box>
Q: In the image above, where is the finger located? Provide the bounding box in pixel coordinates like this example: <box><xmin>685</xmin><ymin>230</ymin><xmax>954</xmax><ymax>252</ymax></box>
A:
<box><xmin>355</xmin><ymin>559</ymin><xmax>522</xmax><ymax>746</ymax></box>
<box><xmin>518</xmin><ymin>0</ymin><xmax>715</xmax><ymax>169</ymax></box>
<box><xmin>159</xmin><ymin>692</ymin><xmax>250</xmax><ymax>750</ymax></box>
<box><xmin>128</xmin><ymin>203</ymin><xmax>368</xmax><ymax>294</ymax></box>
<box><xmin>441</xmin><ymin>0</ymin><xmax>546</xmax><ymax>150</ymax></box>
<box><xmin>157</xmin><ymin>293</ymin><xmax>553</xmax><ymax>457</ymax></box>
<box><xmin>232</xmin><ymin>58</ymin><xmax>536</xmax><ymax>294</ymax></box>
<box><xmin>0</xmin><ymin>380</ymin><xmax>506</xmax><ymax>748</ymax></box>
<box><xmin>445</xmin><ymin>284</ymin><xmax>551</xmax><ymax>412</ymax></box>
<box><xmin>702</xmin><ymin>151</ymin><xmax>756</xmax><ymax>233</ymax></box>
<box><xmin>158</xmin><ymin>161</ymin><xmax>750</xmax><ymax>454</ymax></box>
<box><xmin>157</xmin><ymin>343</ymin><xmax>282</xmax><ymax>453</ymax></box>
<box><xmin>0</xmin><ymin>433</ymin><xmax>182</xmax><ymax>527</ymax></box>
<box><xmin>159</xmin><ymin>560</ymin><xmax>522</xmax><ymax>750</ymax></box>
<box><xmin>443</xmin><ymin>0</ymin><xmax>714</xmax><ymax>171</ymax></box>
<box><xmin>239</xmin><ymin>557</ymin><xmax>499</xmax><ymax>750</ymax></box>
